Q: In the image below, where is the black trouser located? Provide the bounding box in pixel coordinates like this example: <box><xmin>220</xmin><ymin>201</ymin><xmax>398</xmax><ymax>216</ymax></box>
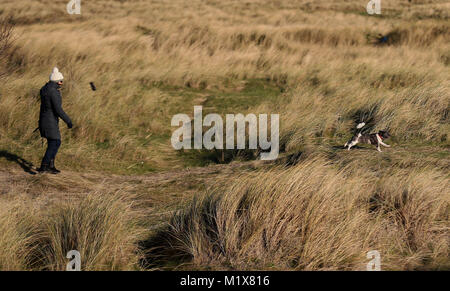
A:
<box><xmin>42</xmin><ymin>138</ymin><xmax>61</xmax><ymax>165</ymax></box>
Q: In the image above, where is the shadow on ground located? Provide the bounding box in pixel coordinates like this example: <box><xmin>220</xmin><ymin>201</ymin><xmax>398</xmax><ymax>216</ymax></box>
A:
<box><xmin>138</xmin><ymin>227</ymin><xmax>193</xmax><ymax>270</ymax></box>
<box><xmin>0</xmin><ymin>150</ymin><xmax>36</xmax><ymax>174</ymax></box>
<box><xmin>332</xmin><ymin>145</ymin><xmax>369</xmax><ymax>151</ymax></box>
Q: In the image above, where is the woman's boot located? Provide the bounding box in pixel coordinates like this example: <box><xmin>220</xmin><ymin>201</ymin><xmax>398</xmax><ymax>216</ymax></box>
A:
<box><xmin>37</xmin><ymin>163</ymin><xmax>57</xmax><ymax>174</ymax></box>
<box><xmin>37</xmin><ymin>163</ymin><xmax>50</xmax><ymax>173</ymax></box>
<box><xmin>49</xmin><ymin>159</ymin><xmax>61</xmax><ymax>174</ymax></box>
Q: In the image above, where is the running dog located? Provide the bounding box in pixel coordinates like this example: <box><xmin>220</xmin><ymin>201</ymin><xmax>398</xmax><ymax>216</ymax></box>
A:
<box><xmin>344</xmin><ymin>123</ymin><xmax>391</xmax><ymax>152</ymax></box>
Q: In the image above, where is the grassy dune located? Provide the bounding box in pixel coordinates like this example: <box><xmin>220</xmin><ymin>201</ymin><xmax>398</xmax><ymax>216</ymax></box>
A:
<box><xmin>0</xmin><ymin>0</ymin><xmax>448</xmax><ymax>270</ymax></box>
<box><xmin>0</xmin><ymin>192</ymin><xmax>142</xmax><ymax>270</ymax></box>
<box><xmin>149</xmin><ymin>157</ymin><xmax>448</xmax><ymax>270</ymax></box>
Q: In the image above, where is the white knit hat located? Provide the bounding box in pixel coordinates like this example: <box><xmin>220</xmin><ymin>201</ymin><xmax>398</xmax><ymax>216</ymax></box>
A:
<box><xmin>49</xmin><ymin>67</ymin><xmax>64</xmax><ymax>82</ymax></box>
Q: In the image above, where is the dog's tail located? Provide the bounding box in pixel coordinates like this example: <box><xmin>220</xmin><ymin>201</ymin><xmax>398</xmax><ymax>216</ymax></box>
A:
<box><xmin>356</xmin><ymin>122</ymin><xmax>366</xmax><ymax>129</ymax></box>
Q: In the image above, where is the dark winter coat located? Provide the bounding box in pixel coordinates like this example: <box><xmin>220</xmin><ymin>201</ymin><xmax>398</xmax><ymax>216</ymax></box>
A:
<box><xmin>38</xmin><ymin>81</ymin><xmax>72</xmax><ymax>140</ymax></box>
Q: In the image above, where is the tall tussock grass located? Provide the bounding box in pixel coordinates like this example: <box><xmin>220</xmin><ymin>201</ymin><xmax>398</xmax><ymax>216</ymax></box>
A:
<box><xmin>147</xmin><ymin>156</ymin><xmax>449</xmax><ymax>270</ymax></box>
<box><xmin>0</xmin><ymin>16</ymin><xmax>14</xmax><ymax>79</ymax></box>
<box><xmin>0</xmin><ymin>201</ymin><xmax>36</xmax><ymax>270</ymax></box>
<box><xmin>0</xmin><ymin>193</ymin><xmax>143</xmax><ymax>270</ymax></box>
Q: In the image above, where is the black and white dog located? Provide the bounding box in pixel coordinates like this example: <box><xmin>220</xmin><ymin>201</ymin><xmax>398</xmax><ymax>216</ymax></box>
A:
<box><xmin>344</xmin><ymin>123</ymin><xmax>391</xmax><ymax>152</ymax></box>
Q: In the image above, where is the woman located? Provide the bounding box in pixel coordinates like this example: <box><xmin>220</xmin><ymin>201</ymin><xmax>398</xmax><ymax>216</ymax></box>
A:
<box><xmin>37</xmin><ymin>67</ymin><xmax>73</xmax><ymax>174</ymax></box>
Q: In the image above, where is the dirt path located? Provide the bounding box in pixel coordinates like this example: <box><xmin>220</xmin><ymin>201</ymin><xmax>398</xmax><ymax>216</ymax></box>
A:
<box><xmin>0</xmin><ymin>159</ymin><xmax>265</xmax><ymax>225</ymax></box>
<box><xmin>1</xmin><ymin>144</ymin><xmax>447</xmax><ymax>213</ymax></box>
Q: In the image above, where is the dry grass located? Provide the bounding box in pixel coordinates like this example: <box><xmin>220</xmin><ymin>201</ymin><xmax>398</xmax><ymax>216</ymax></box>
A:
<box><xmin>145</xmin><ymin>155</ymin><xmax>449</xmax><ymax>270</ymax></box>
<box><xmin>0</xmin><ymin>160</ymin><xmax>255</xmax><ymax>270</ymax></box>
<box><xmin>0</xmin><ymin>0</ymin><xmax>448</xmax><ymax>270</ymax></box>
<box><xmin>0</xmin><ymin>16</ymin><xmax>14</xmax><ymax>79</ymax></box>
<box><xmin>0</xmin><ymin>200</ymin><xmax>35</xmax><ymax>270</ymax></box>
<box><xmin>0</xmin><ymin>191</ymin><xmax>144</xmax><ymax>270</ymax></box>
